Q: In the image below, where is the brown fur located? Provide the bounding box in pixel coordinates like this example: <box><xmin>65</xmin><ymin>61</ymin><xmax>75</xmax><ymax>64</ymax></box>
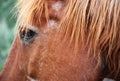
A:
<box><xmin>0</xmin><ymin>0</ymin><xmax>120</xmax><ymax>81</ymax></box>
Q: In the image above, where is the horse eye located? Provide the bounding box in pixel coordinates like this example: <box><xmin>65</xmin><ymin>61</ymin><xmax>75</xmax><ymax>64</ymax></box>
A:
<box><xmin>20</xmin><ymin>29</ymin><xmax>37</xmax><ymax>41</ymax></box>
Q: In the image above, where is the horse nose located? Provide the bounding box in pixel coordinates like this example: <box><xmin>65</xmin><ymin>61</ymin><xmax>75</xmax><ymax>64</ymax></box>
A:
<box><xmin>103</xmin><ymin>78</ymin><xmax>115</xmax><ymax>81</ymax></box>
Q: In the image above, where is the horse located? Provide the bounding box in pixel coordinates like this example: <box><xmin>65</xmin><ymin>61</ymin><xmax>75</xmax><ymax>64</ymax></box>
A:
<box><xmin>0</xmin><ymin>0</ymin><xmax>120</xmax><ymax>81</ymax></box>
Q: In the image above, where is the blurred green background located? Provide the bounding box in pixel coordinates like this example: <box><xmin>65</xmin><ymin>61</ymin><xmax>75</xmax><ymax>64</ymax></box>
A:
<box><xmin>0</xmin><ymin>0</ymin><xmax>17</xmax><ymax>71</ymax></box>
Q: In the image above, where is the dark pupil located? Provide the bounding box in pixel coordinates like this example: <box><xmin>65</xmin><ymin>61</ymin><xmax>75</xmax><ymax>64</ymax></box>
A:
<box><xmin>20</xmin><ymin>29</ymin><xmax>36</xmax><ymax>40</ymax></box>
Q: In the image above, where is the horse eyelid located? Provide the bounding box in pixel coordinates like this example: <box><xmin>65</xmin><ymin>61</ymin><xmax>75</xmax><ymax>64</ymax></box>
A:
<box><xmin>20</xmin><ymin>29</ymin><xmax>37</xmax><ymax>40</ymax></box>
<box><xmin>19</xmin><ymin>25</ymin><xmax>38</xmax><ymax>44</ymax></box>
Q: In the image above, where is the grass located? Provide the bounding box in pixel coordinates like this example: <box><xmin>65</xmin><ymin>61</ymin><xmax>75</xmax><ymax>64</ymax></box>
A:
<box><xmin>0</xmin><ymin>18</ymin><xmax>15</xmax><ymax>71</ymax></box>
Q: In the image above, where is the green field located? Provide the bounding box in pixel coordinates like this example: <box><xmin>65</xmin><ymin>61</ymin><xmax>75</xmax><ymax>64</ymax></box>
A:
<box><xmin>0</xmin><ymin>0</ymin><xmax>17</xmax><ymax>71</ymax></box>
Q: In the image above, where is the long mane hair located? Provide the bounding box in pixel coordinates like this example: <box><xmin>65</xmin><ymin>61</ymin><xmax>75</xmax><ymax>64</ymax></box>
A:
<box><xmin>16</xmin><ymin>0</ymin><xmax>120</xmax><ymax>79</ymax></box>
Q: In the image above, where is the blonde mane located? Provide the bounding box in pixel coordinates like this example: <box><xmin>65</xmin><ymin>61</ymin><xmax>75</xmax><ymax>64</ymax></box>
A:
<box><xmin>17</xmin><ymin>0</ymin><xmax>120</xmax><ymax>79</ymax></box>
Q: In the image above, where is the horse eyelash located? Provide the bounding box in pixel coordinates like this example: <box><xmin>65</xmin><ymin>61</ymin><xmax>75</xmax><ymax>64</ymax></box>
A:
<box><xmin>19</xmin><ymin>28</ymin><xmax>37</xmax><ymax>45</ymax></box>
<box><xmin>20</xmin><ymin>29</ymin><xmax>36</xmax><ymax>40</ymax></box>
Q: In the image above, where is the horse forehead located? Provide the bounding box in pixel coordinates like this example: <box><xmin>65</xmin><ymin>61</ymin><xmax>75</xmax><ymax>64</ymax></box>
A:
<box><xmin>46</xmin><ymin>0</ymin><xmax>65</xmax><ymax>19</ymax></box>
<box><xmin>35</xmin><ymin>0</ymin><xmax>65</xmax><ymax>33</ymax></box>
<box><xmin>49</xmin><ymin>0</ymin><xmax>65</xmax><ymax>11</ymax></box>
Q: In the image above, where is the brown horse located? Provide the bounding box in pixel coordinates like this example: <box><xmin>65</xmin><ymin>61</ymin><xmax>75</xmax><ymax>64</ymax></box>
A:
<box><xmin>0</xmin><ymin>0</ymin><xmax>120</xmax><ymax>81</ymax></box>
